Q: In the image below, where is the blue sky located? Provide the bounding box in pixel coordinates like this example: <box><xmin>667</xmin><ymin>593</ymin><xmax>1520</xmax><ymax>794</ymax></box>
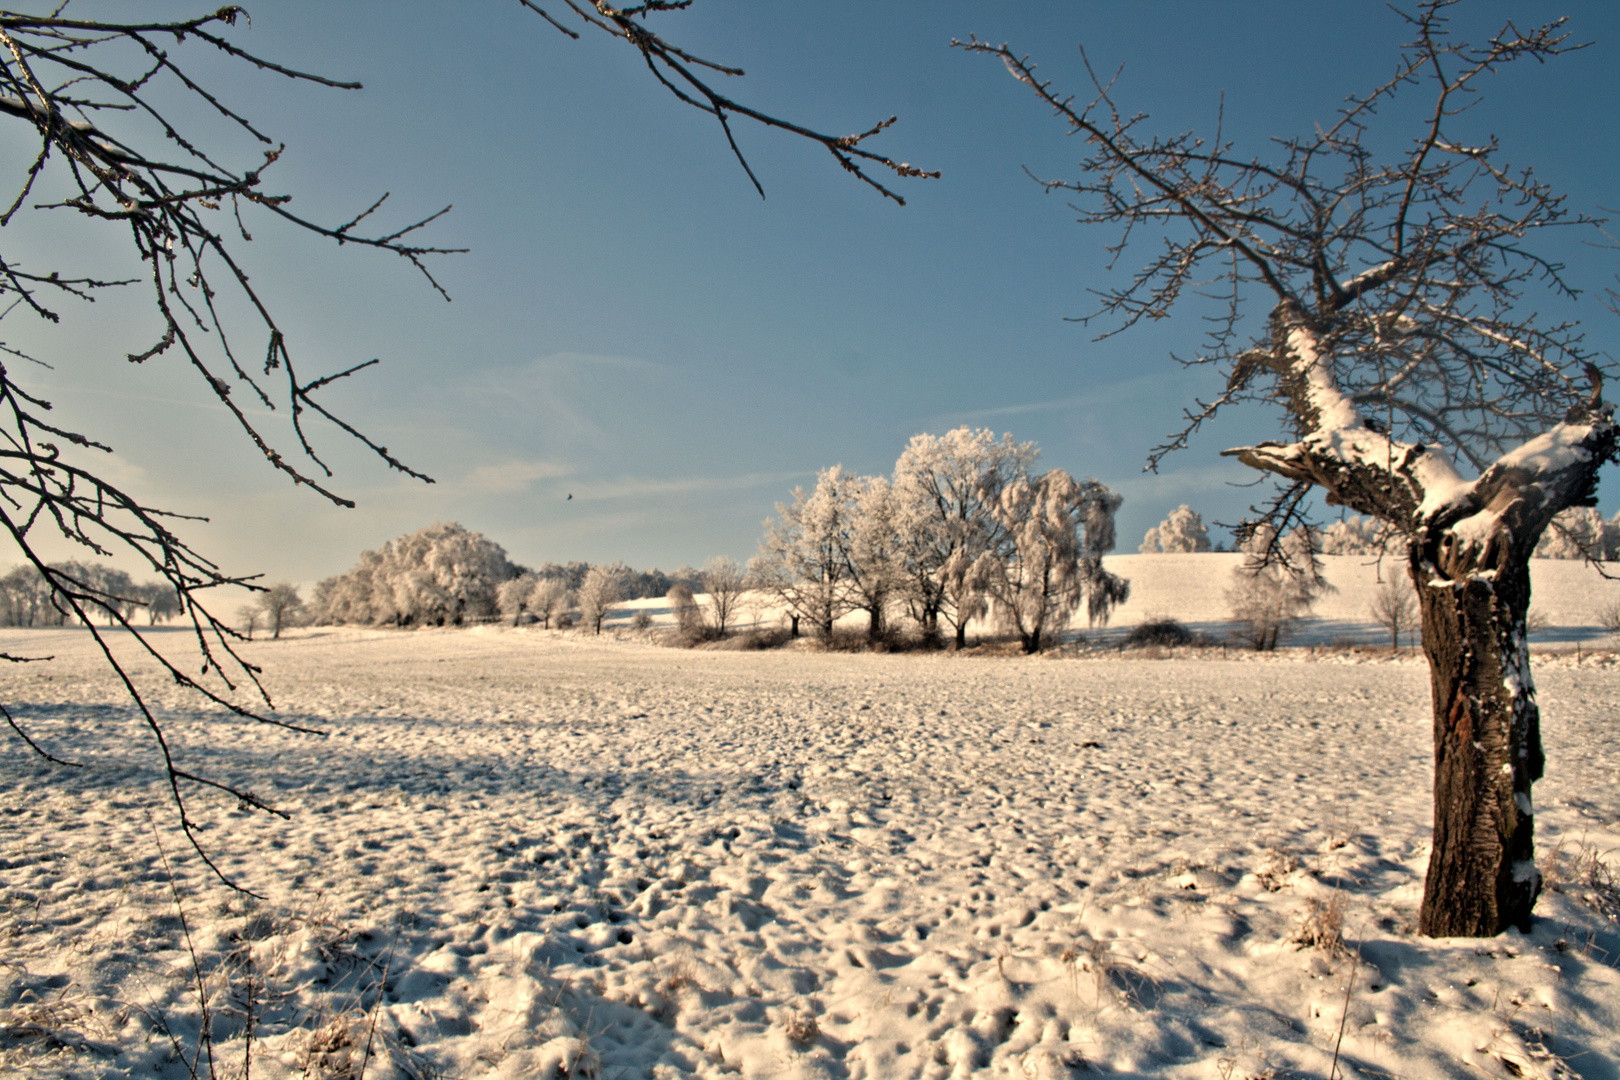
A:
<box><xmin>8</xmin><ymin>1</ymin><xmax>1620</xmax><ymax>586</ymax></box>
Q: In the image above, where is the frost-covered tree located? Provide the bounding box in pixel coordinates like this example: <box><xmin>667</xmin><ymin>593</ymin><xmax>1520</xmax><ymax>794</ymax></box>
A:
<box><xmin>969</xmin><ymin>6</ymin><xmax>1614</xmax><ymax>935</ymax></box>
<box><xmin>891</xmin><ymin>427</ymin><xmax>1038</xmax><ymax>647</ymax></box>
<box><xmin>576</xmin><ymin>565</ymin><xmax>625</xmax><ymax>635</ymax></box>
<box><xmin>386</xmin><ymin>523</ymin><xmax>514</xmax><ymax>626</ymax></box>
<box><xmin>1139</xmin><ymin>505</ymin><xmax>1210</xmax><ymax>553</ymax></box>
<box><xmin>666</xmin><ymin>583</ymin><xmax>704</xmax><ymax>640</ymax></box>
<box><xmin>701</xmin><ymin>557</ymin><xmax>748</xmax><ymax>637</ymax></box>
<box><xmin>1320</xmin><ymin>516</ymin><xmax>1386</xmax><ymax>556</ymax></box>
<box><xmin>1226</xmin><ymin>527</ymin><xmax>1330</xmax><ymax>652</ymax></box>
<box><xmin>0</xmin><ymin>565</ymin><xmax>52</xmax><ymax>627</ymax></box>
<box><xmin>755</xmin><ymin>466</ymin><xmax>860</xmax><ymax>639</ymax></box>
<box><xmin>528</xmin><ymin>578</ymin><xmax>570</xmax><ymax>630</ymax></box>
<box><xmin>256</xmin><ymin>583</ymin><xmax>304</xmax><ymax>640</ymax></box>
<box><xmin>498</xmin><ymin>573</ymin><xmax>539</xmax><ymax>626</ymax></box>
<box><xmin>46</xmin><ymin>562</ymin><xmax>138</xmax><ymax>626</ymax></box>
<box><xmin>1532</xmin><ymin>507</ymin><xmax>1616</xmax><ymax>561</ymax></box>
<box><xmin>312</xmin><ymin>522</ymin><xmax>515</xmax><ymax>627</ymax></box>
<box><xmin>977</xmin><ymin>470</ymin><xmax>1125</xmax><ymax>653</ymax></box>
<box><xmin>842</xmin><ymin>475</ymin><xmax>906</xmax><ymax>643</ymax></box>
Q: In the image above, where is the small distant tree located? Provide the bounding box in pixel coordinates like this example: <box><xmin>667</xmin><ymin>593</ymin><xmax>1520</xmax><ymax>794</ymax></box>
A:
<box><xmin>528</xmin><ymin>577</ymin><xmax>570</xmax><ymax>630</ymax></box>
<box><xmin>1226</xmin><ymin>528</ymin><xmax>1329</xmax><ymax>651</ymax></box>
<box><xmin>498</xmin><ymin>572</ymin><xmax>539</xmax><ymax>626</ymax></box>
<box><xmin>256</xmin><ymin>583</ymin><xmax>304</xmax><ymax>639</ymax></box>
<box><xmin>1139</xmin><ymin>505</ymin><xmax>1211</xmax><ymax>553</ymax></box>
<box><xmin>1369</xmin><ymin>575</ymin><xmax>1420</xmax><ymax>652</ymax></box>
<box><xmin>143</xmin><ymin>583</ymin><xmax>180</xmax><ymax>625</ymax></box>
<box><xmin>576</xmin><ymin>565</ymin><xmax>624</xmax><ymax>635</ymax></box>
<box><xmin>237</xmin><ymin>605</ymin><xmax>261</xmax><ymax>642</ymax></box>
<box><xmin>701</xmin><ymin>557</ymin><xmax>748</xmax><ymax>637</ymax></box>
<box><xmin>667</xmin><ymin>583</ymin><xmax>705</xmax><ymax>640</ymax></box>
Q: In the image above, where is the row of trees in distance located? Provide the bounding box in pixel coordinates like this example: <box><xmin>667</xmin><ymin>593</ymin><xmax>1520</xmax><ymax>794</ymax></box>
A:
<box><xmin>1139</xmin><ymin>505</ymin><xmax>1618</xmax><ymax>560</ymax></box>
<box><xmin>752</xmin><ymin>427</ymin><xmax>1128</xmax><ymax>653</ymax></box>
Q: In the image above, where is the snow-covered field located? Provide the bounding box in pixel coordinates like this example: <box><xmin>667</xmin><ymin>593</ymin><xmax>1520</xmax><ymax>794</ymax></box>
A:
<box><xmin>2</xmin><ymin>621</ymin><xmax>1618</xmax><ymax>1080</ymax></box>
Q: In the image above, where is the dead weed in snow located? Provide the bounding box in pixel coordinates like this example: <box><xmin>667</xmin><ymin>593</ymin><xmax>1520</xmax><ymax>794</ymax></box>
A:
<box><xmin>1290</xmin><ymin>893</ymin><xmax>1349</xmax><ymax>957</ymax></box>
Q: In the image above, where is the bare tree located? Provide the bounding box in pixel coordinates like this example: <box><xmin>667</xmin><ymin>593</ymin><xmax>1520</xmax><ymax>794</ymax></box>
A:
<box><xmin>0</xmin><ymin>4</ymin><xmax>929</xmax><ymax>882</ymax></box>
<box><xmin>1369</xmin><ymin>575</ymin><xmax>1420</xmax><ymax>652</ymax></box>
<box><xmin>700</xmin><ymin>557</ymin><xmax>747</xmax><ymax>638</ymax></box>
<box><xmin>256</xmin><ymin>583</ymin><xmax>304</xmax><ymax>640</ymax></box>
<box><xmin>965</xmin><ymin>4</ymin><xmax>1612</xmax><ymax>934</ymax></box>
<box><xmin>236</xmin><ymin>604</ymin><xmax>260</xmax><ymax>642</ymax></box>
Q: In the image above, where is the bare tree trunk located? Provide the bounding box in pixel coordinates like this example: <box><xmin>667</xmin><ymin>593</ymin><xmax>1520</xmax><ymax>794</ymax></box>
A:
<box><xmin>1414</xmin><ymin>542</ymin><xmax>1541</xmax><ymax>936</ymax></box>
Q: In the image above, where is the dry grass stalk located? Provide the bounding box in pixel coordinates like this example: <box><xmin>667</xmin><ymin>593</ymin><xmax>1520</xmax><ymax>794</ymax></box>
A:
<box><xmin>1291</xmin><ymin>893</ymin><xmax>1348</xmax><ymax>956</ymax></box>
<box><xmin>780</xmin><ymin>1008</ymin><xmax>820</xmax><ymax>1045</ymax></box>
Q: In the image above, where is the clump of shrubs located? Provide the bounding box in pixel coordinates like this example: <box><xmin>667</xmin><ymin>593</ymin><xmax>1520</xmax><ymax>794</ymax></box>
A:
<box><xmin>1123</xmin><ymin>618</ymin><xmax>1197</xmax><ymax>649</ymax></box>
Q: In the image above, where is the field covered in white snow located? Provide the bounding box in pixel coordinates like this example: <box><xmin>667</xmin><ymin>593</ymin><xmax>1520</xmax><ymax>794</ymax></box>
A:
<box><xmin>2</xmin><ymin>615</ymin><xmax>1619</xmax><ymax>1080</ymax></box>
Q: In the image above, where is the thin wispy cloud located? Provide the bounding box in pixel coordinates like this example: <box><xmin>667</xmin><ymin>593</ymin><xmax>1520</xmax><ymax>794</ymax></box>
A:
<box><xmin>464</xmin><ymin>458</ymin><xmax>573</xmax><ymax>494</ymax></box>
<box><xmin>570</xmin><ymin>470</ymin><xmax>809</xmax><ymax>503</ymax></box>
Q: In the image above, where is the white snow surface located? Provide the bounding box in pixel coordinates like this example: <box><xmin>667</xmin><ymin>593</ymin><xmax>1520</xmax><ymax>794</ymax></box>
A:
<box><xmin>3</xmin><ymin>624</ymin><xmax>1619</xmax><ymax>1079</ymax></box>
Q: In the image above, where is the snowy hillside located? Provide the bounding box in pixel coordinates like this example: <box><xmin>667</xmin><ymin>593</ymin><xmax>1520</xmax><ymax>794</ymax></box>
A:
<box><xmin>1</xmin><ymin>625</ymin><xmax>1617</xmax><ymax>1079</ymax></box>
<box><xmin>1098</xmin><ymin>554</ymin><xmax>1620</xmax><ymax>645</ymax></box>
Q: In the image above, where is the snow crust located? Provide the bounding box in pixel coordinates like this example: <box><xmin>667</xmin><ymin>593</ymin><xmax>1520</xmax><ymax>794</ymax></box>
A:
<box><xmin>2</xmin><ymin>627</ymin><xmax>1618</xmax><ymax>1079</ymax></box>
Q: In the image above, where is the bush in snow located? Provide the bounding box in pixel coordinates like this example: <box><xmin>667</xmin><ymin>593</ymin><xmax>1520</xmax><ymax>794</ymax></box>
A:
<box><xmin>666</xmin><ymin>583</ymin><xmax>706</xmax><ymax>642</ymax></box>
<box><xmin>1139</xmin><ymin>505</ymin><xmax>1211</xmax><ymax>553</ymax></box>
<box><xmin>1123</xmin><ymin>617</ymin><xmax>1197</xmax><ymax>648</ymax></box>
